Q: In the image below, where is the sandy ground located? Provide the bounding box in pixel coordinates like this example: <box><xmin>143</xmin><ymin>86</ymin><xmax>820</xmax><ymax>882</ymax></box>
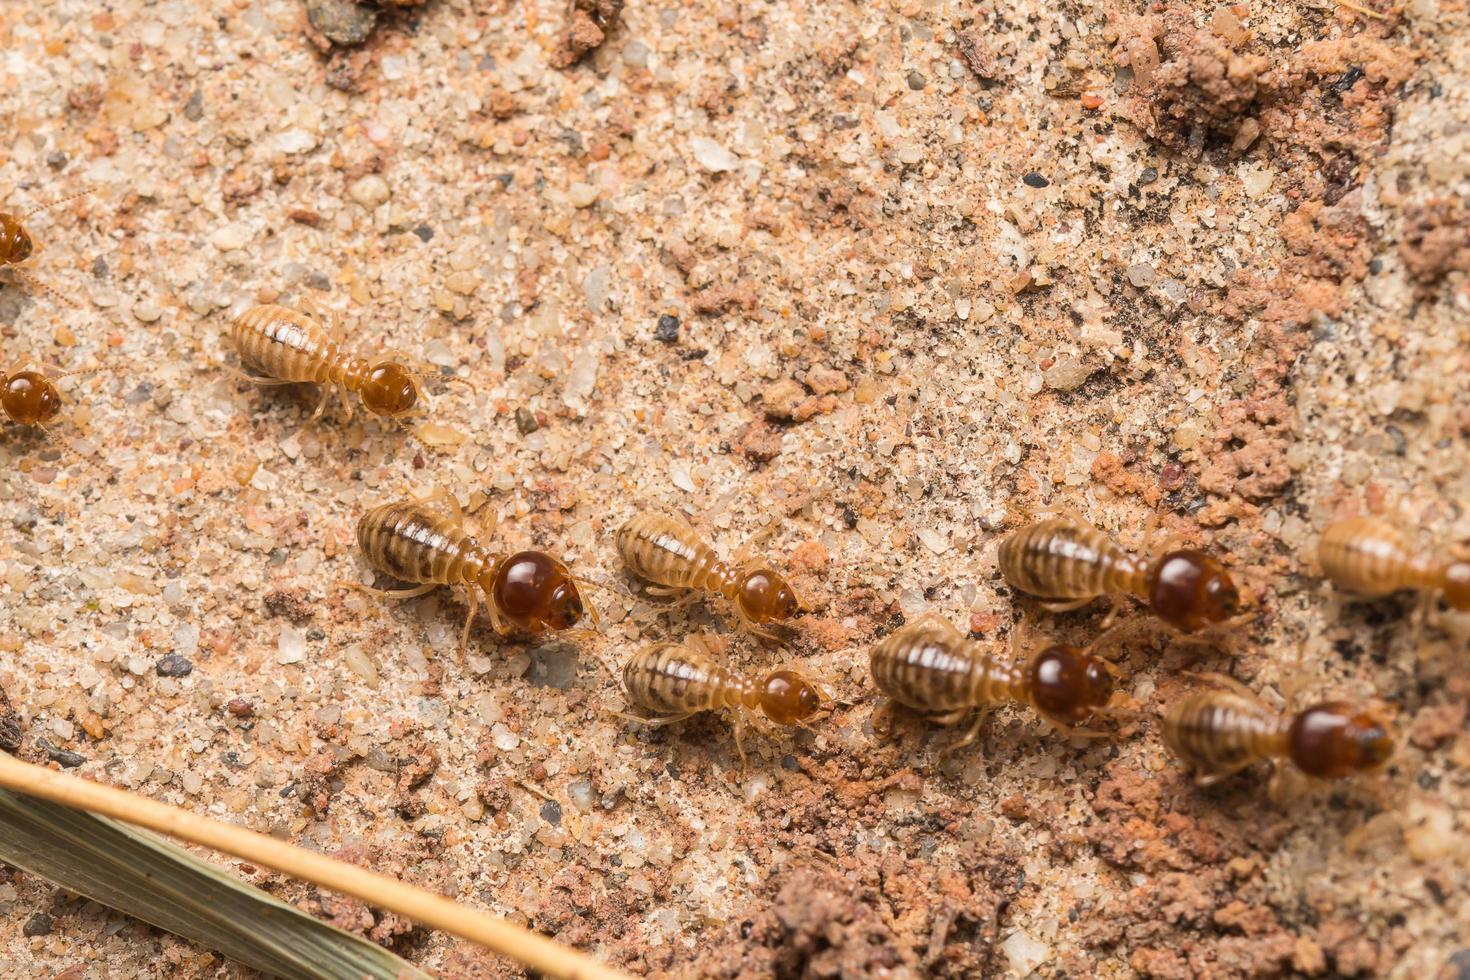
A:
<box><xmin>1</xmin><ymin>0</ymin><xmax>1468</xmax><ymax>976</ymax></box>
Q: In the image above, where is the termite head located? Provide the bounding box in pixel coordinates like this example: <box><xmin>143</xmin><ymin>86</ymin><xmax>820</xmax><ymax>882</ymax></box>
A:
<box><xmin>1028</xmin><ymin>644</ymin><xmax>1113</xmax><ymax>727</ymax></box>
<box><xmin>2</xmin><ymin>370</ymin><xmax>62</xmax><ymax>426</ymax></box>
<box><xmin>1287</xmin><ymin>701</ymin><xmax>1395</xmax><ymax>779</ymax></box>
<box><xmin>360</xmin><ymin>361</ymin><xmax>420</xmax><ymax>417</ymax></box>
<box><xmin>736</xmin><ymin>567</ymin><xmax>801</xmax><ymax>625</ymax></box>
<box><xmin>486</xmin><ymin>550</ymin><xmax>586</xmax><ymax>632</ymax></box>
<box><xmin>1442</xmin><ymin>562</ymin><xmax>1470</xmax><ymax>612</ymax></box>
<box><xmin>758</xmin><ymin>669</ymin><xmax>823</xmax><ymax>726</ymax></box>
<box><xmin>1146</xmin><ymin>549</ymin><xmax>1241</xmax><ymax>633</ymax></box>
<box><xmin>0</xmin><ymin>214</ymin><xmax>33</xmax><ymax>265</ymax></box>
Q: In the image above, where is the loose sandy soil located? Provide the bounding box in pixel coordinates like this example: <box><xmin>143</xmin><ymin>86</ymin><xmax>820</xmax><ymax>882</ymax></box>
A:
<box><xmin>1</xmin><ymin>0</ymin><xmax>1467</xmax><ymax>977</ymax></box>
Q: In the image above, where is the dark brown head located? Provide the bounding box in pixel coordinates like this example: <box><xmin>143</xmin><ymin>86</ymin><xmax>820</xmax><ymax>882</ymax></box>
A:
<box><xmin>1146</xmin><ymin>549</ymin><xmax>1242</xmax><ymax>633</ymax></box>
<box><xmin>758</xmin><ymin>669</ymin><xmax>824</xmax><ymax>726</ymax></box>
<box><xmin>2</xmin><ymin>370</ymin><xmax>62</xmax><ymax>426</ymax></box>
<box><xmin>1286</xmin><ymin>702</ymin><xmax>1395</xmax><ymax>779</ymax></box>
<box><xmin>1442</xmin><ymin>562</ymin><xmax>1470</xmax><ymax>612</ymax></box>
<box><xmin>359</xmin><ymin>361</ymin><xmax>420</xmax><ymax>417</ymax></box>
<box><xmin>1027</xmin><ymin>644</ymin><xmax>1113</xmax><ymax>727</ymax></box>
<box><xmin>485</xmin><ymin>550</ymin><xmax>586</xmax><ymax>632</ymax></box>
<box><xmin>736</xmin><ymin>567</ymin><xmax>801</xmax><ymax>625</ymax></box>
<box><xmin>0</xmin><ymin>214</ymin><xmax>33</xmax><ymax>265</ymax></box>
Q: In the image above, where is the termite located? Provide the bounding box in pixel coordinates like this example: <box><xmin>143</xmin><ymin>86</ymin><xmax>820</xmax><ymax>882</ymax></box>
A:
<box><xmin>1162</xmin><ymin>673</ymin><xmax>1395</xmax><ymax>787</ymax></box>
<box><xmin>618</xmin><ymin>633</ymin><xmax>825</xmax><ymax>766</ymax></box>
<box><xmin>345</xmin><ymin>492</ymin><xmax>596</xmax><ymax>656</ymax></box>
<box><xmin>2</xmin><ymin>361</ymin><xmax>114</xmax><ymax>474</ymax></box>
<box><xmin>0</xmin><ymin>190</ymin><xmax>90</xmax><ymax>309</ymax></box>
<box><xmin>1317</xmin><ymin>516</ymin><xmax>1470</xmax><ymax>611</ymax></box>
<box><xmin>615</xmin><ymin>512</ymin><xmax>801</xmax><ymax>640</ymax></box>
<box><xmin>869</xmin><ymin>614</ymin><xmax>1119</xmax><ymax>757</ymax></box>
<box><xmin>998</xmin><ymin>513</ymin><xmax>1246</xmax><ymax>634</ymax></box>
<box><xmin>229</xmin><ymin>302</ymin><xmax>428</xmax><ymax>425</ymax></box>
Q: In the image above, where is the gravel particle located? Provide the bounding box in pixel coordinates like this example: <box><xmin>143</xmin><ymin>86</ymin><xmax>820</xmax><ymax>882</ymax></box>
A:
<box><xmin>654</xmin><ymin>313</ymin><xmax>680</xmax><ymax>343</ymax></box>
<box><xmin>691</xmin><ymin>136</ymin><xmax>739</xmax><ymax>173</ymax></box>
<box><xmin>568</xmin><ymin>182</ymin><xmax>600</xmax><ymax>208</ymax></box>
<box><xmin>1045</xmin><ymin>356</ymin><xmax>1092</xmax><ymax>392</ymax></box>
<box><xmin>1137</xmin><ymin>166</ymin><xmax>1159</xmax><ymax>185</ymax></box>
<box><xmin>622</xmin><ymin>40</ymin><xmax>650</xmax><ymax>68</ymax></box>
<box><xmin>1022</xmin><ymin>172</ymin><xmax>1050</xmax><ymax>188</ymax></box>
<box><xmin>1126</xmin><ymin>263</ymin><xmax>1156</xmax><ymax>287</ymax></box>
<box><xmin>23</xmin><ymin>913</ymin><xmax>53</xmax><ymax>937</ymax></box>
<box><xmin>540</xmin><ymin>799</ymin><xmax>563</xmax><ymax>825</ymax></box>
<box><xmin>39</xmin><ymin>739</ymin><xmax>85</xmax><ymax>768</ymax></box>
<box><xmin>155</xmin><ymin>654</ymin><xmax>193</xmax><ymax>678</ymax></box>
<box><xmin>347</xmin><ymin>174</ymin><xmax>390</xmax><ymax>208</ymax></box>
<box><xmin>906</xmin><ymin>70</ymin><xmax>927</xmax><ymax>90</ymax></box>
<box><xmin>515</xmin><ymin>407</ymin><xmax>539</xmax><ymax>434</ymax></box>
<box><xmin>277</xmin><ymin>626</ymin><xmax>306</xmax><ymax>665</ymax></box>
<box><xmin>307</xmin><ymin>0</ymin><xmax>378</xmax><ymax>46</ymax></box>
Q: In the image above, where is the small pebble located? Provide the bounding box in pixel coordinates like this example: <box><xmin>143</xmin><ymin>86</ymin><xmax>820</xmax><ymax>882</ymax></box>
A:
<box><xmin>515</xmin><ymin>407</ymin><xmax>539</xmax><ymax>434</ymax></box>
<box><xmin>155</xmin><ymin>654</ymin><xmax>193</xmax><ymax>678</ymax></box>
<box><xmin>277</xmin><ymin>625</ymin><xmax>306</xmax><ymax>665</ymax></box>
<box><xmin>413</xmin><ymin>225</ymin><xmax>434</xmax><ymax>242</ymax></box>
<box><xmin>568</xmin><ymin>182</ymin><xmax>600</xmax><ymax>208</ymax></box>
<box><xmin>1137</xmin><ymin>166</ymin><xmax>1159</xmax><ymax>185</ymax></box>
<box><xmin>540</xmin><ymin>799</ymin><xmax>563</xmax><ymax>825</ymax></box>
<box><xmin>1022</xmin><ymin>172</ymin><xmax>1049</xmax><ymax>188</ymax></box>
<box><xmin>691</xmin><ymin>137</ymin><xmax>739</xmax><ymax>173</ymax></box>
<box><xmin>23</xmin><ymin>913</ymin><xmax>53</xmax><ymax>938</ymax></box>
<box><xmin>39</xmin><ymin>739</ymin><xmax>85</xmax><ymax>769</ymax></box>
<box><xmin>1126</xmin><ymin>263</ymin><xmax>1156</xmax><ymax>287</ymax></box>
<box><xmin>906</xmin><ymin>70</ymin><xmax>927</xmax><ymax>90</ymax></box>
<box><xmin>348</xmin><ymin>174</ymin><xmax>390</xmax><ymax>208</ymax></box>
<box><xmin>307</xmin><ymin>0</ymin><xmax>378</xmax><ymax>46</ymax></box>
<box><xmin>654</xmin><ymin>313</ymin><xmax>680</xmax><ymax>344</ymax></box>
<box><xmin>622</xmin><ymin>40</ymin><xmax>650</xmax><ymax>68</ymax></box>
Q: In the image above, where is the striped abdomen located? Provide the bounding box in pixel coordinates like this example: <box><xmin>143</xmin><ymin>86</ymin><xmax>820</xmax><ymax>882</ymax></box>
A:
<box><xmin>357</xmin><ymin>501</ymin><xmax>486</xmax><ymax>587</ymax></box>
<box><xmin>1162</xmin><ymin>692</ymin><xmax>1285</xmax><ymax>778</ymax></box>
<box><xmin>617</xmin><ymin>513</ymin><xmax>737</xmax><ymax>595</ymax></box>
<box><xmin>1317</xmin><ymin>517</ymin><xmax>1431</xmax><ymax>598</ymax></box>
<box><xmin>869</xmin><ymin>622</ymin><xmax>1021</xmax><ymax>714</ymax></box>
<box><xmin>623</xmin><ymin>642</ymin><xmax>749</xmax><ymax>715</ymax></box>
<box><xmin>233</xmin><ymin>304</ymin><xmax>368</xmax><ymax>387</ymax></box>
<box><xmin>998</xmin><ymin>517</ymin><xmax>1143</xmax><ymax>601</ymax></box>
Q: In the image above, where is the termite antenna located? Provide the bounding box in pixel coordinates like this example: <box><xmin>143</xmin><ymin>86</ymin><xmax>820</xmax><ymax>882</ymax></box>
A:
<box><xmin>36</xmin><ymin>421</ymin><xmax>115</xmax><ymax>480</ymax></box>
<box><xmin>7</xmin><ymin>266</ymin><xmax>82</xmax><ymax>310</ymax></box>
<box><xmin>23</xmin><ymin>189</ymin><xmax>92</xmax><ymax>220</ymax></box>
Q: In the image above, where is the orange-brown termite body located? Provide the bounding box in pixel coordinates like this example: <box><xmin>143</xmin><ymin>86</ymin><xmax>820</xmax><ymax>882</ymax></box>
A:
<box><xmin>998</xmin><ymin>514</ymin><xmax>1245</xmax><ymax>634</ymax></box>
<box><xmin>616</xmin><ymin>512</ymin><xmax>801</xmax><ymax>640</ymax></box>
<box><xmin>0</xmin><ymin>190</ymin><xmax>90</xmax><ymax>309</ymax></box>
<box><xmin>230</xmin><ymin>303</ymin><xmax>424</xmax><ymax>423</ymax></box>
<box><xmin>1317</xmin><ymin>516</ymin><xmax>1470</xmax><ymax>612</ymax></box>
<box><xmin>869</xmin><ymin>614</ymin><xmax>1118</xmax><ymax>757</ymax></box>
<box><xmin>1</xmin><ymin>362</ymin><xmax>114</xmax><ymax>474</ymax></box>
<box><xmin>1162</xmin><ymin>674</ymin><xmax>1395</xmax><ymax>786</ymax></box>
<box><xmin>347</xmin><ymin>494</ymin><xmax>595</xmax><ymax>656</ymax></box>
<box><xmin>619</xmin><ymin>633</ymin><xmax>825</xmax><ymax>766</ymax></box>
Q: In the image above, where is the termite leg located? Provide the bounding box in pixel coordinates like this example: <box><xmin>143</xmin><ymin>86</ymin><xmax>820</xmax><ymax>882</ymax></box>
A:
<box><xmin>340</xmin><ymin>580</ymin><xmax>437</xmax><ymax>601</ymax></box>
<box><xmin>458</xmin><ymin>589</ymin><xmax>480</xmax><ymax>659</ymax></box>
<box><xmin>938</xmin><ymin>708</ymin><xmax>988</xmax><ymax>762</ymax></box>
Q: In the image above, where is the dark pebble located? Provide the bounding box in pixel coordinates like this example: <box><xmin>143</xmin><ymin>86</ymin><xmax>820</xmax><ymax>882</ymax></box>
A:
<box><xmin>654</xmin><ymin>313</ymin><xmax>680</xmax><ymax>344</ymax></box>
<box><xmin>1369</xmin><ymin>258</ymin><xmax>1383</xmax><ymax>274</ymax></box>
<box><xmin>23</xmin><ymin>913</ymin><xmax>53</xmax><ymax>937</ymax></box>
<box><xmin>413</xmin><ymin>225</ymin><xmax>434</xmax><ymax>242</ymax></box>
<box><xmin>906</xmin><ymin>70</ymin><xmax>927</xmax><ymax>90</ymax></box>
<box><xmin>183</xmin><ymin>89</ymin><xmax>204</xmax><ymax>122</ymax></box>
<box><xmin>307</xmin><ymin>627</ymin><xmax>326</xmax><ymax>641</ymax></box>
<box><xmin>155</xmin><ymin>655</ymin><xmax>194</xmax><ymax>678</ymax></box>
<box><xmin>1138</xmin><ymin>166</ymin><xmax>1159</xmax><ymax>185</ymax></box>
<box><xmin>515</xmin><ymin>407</ymin><xmax>539</xmax><ymax>434</ymax></box>
<box><xmin>92</xmin><ymin>256</ymin><xmax>108</xmax><ymax>279</ymax></box>
<box><xmin>46</xmin><ymin>152</ymin><xmax>67</xmax><ymax>170</ymax></box>
<box><xmin>124</xmin><ymin>382</ymin><xmax>153</xmax><ymax>405</ymax></box>
<box><xmin>1023</xmin><ymin>172</ymin><xmax>1049</xmax><ymax>188</ymax></box>
<box><xmin>781</xmin><ymin>755</ymin><xmax>799</xmax><ymax>771</ymax></box>
<box><xmin>1445</xmin><ymin>949</ymin><xmax>1470</xmax><ymax>980</ymax></box>
<box><xmin>39</xmin><ymin>739</ymin><xmax>85</xmax><ymax>769</ymax></box>
<box><xmin>540</xmin><ymin>800</ymin><xmax>563</xmax><ymax>825</ymax></box>
<box><xmin>306</xmin><ymin>0</ymin><xmax>378</xmax><ymax>46</ymax></box>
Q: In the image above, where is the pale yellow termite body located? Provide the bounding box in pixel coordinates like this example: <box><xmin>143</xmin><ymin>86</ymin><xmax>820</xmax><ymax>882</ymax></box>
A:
<box><xmin>998</xmin><ymin>516</ymin><xmax>1244</xmax><ymax>634</ymax></box>
<box><xmin>615</xmin><ymin>512</ymin><xmax>801</xmax><ymax>638</ymax></box>
<box><xmin>230</xmin><ymin>303</ymin><xmax>421</xmax><ymax>419</ymax></box>
<box><xmin>1317</xmin><ymin>516</ymin><xmax>1470</xmax><ymax>611</ymax></box>
<box><xmin>620</xmin><ymin>635</ymin><xmax>823</xmax><ymax>765</ymax></box>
